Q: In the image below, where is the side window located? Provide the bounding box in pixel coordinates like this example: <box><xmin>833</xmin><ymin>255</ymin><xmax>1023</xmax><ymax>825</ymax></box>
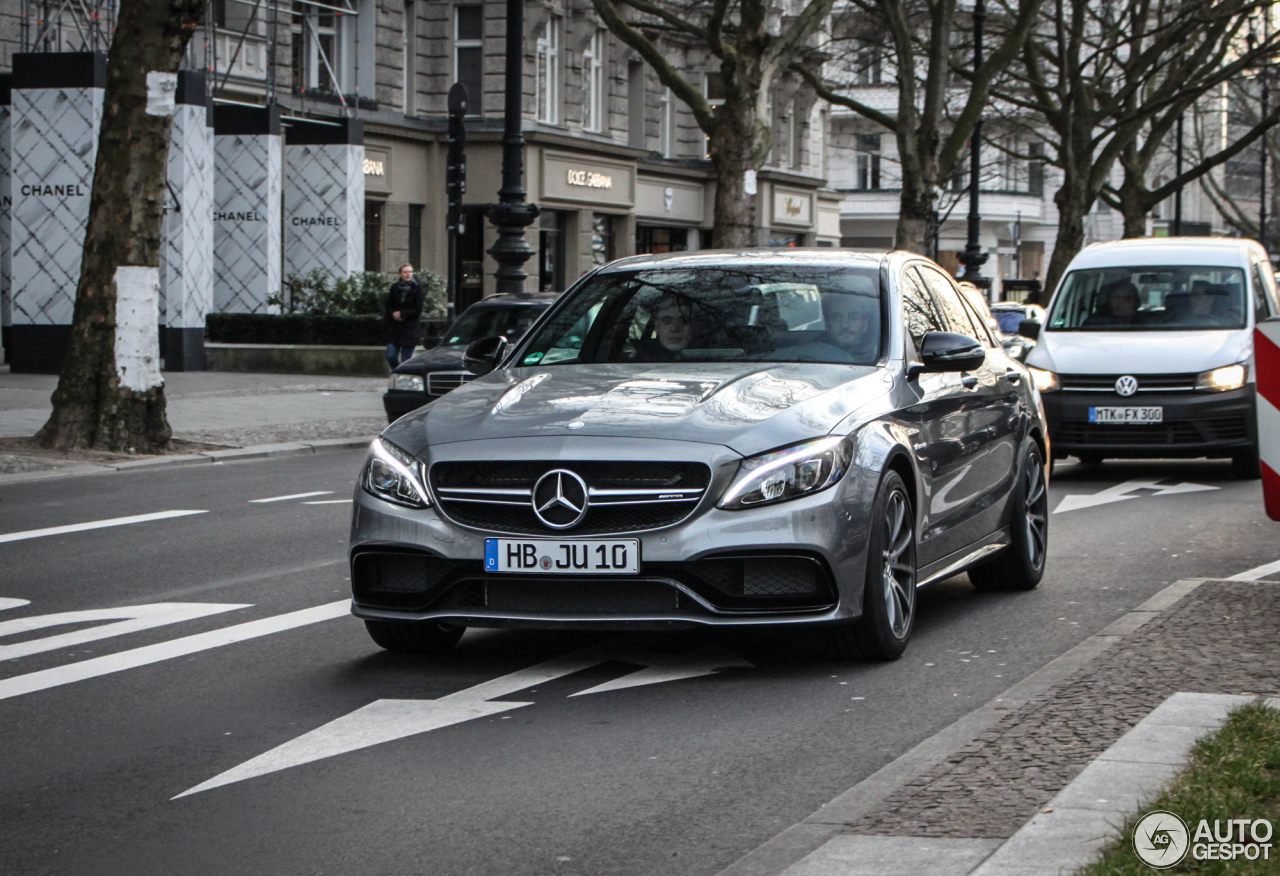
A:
<box><xmin>1254</xmin><ymin>262</ymin><xmax>1278</xmax><ymax>322</ymax></box>
<box><xmin>918</xmin><ymin>267</ymin><xmax>987</xmax><ymax>341</ymax></box>
<box><xmin>899</xmin><ymin>266</ymin><xmax>946</xmax><ymax>347</ymax></box>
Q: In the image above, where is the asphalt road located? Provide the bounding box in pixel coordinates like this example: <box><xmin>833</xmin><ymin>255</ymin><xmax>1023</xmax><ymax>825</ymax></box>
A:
<box><xmin>2</xmin><ymin>452</ymin><xmax>1276</xmax><ymax>876</ymax></box>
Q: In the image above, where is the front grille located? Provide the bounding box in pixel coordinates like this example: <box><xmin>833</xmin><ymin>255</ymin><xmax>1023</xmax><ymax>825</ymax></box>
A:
<box><xmin>1059</xmin><ymin>373</ymin><xmax>1197</xmax><ymax>393</ymax></box>
<box><xmin>1058</xmin><ymin>420</ymin><xmax>1211</xmax><ymax>446</ymax></box>
<box><xmin>426</xmin><ymin>371</ymin><xmax>475</xmax><ymax>396</ymax></box>
<box><xmin>439</xmin><ymin>578</ymin><xmax>681</xmax><ymax>614</ymax></box>
<box><xmin>430</xmin><ymin>460</ymin><xmax>712</xmax><ymax>535</ymax></box>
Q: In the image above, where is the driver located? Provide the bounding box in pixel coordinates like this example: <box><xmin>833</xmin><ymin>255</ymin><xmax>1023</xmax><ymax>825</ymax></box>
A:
<box><xmin>817</xmin><ymin>293</ymin><xmax>878</xmax><ymax>361</ymax></box>
<box><xmin>1085</xmin><ymin>281</ymin><xmax>1140</xmax><ymax>327</ymax></box>
<box><xmin>627</xmin><ymin>293</ymin><xmax>694</xmax><ymax>361</ymax></box>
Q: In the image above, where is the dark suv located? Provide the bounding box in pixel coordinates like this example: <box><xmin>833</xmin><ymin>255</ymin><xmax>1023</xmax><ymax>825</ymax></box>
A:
<box><xmin>383</xmin><ymin>294</ymin><xmax>557</xmax><ymax>422</ymax></box>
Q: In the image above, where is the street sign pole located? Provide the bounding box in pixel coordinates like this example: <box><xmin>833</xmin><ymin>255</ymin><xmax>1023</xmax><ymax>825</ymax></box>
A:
<box><xmin>446</xmin><ymin>82</ymin><xmax>468</xmax><ymax>323</ymax></box>
<box><xmin>1256</xmin><ymin>318</ymin><xmax>1280</xmax><ymax>519</ymax></box>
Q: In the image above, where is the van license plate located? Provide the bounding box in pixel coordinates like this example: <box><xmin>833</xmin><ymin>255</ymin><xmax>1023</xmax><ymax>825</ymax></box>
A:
<box><xmin>1089</xmin><ymin>406</ymin><xmax>1163</xmax><ymax>424</ymax></box>
<box><xmin>484</xmin><ymin>538</ymin><xmax>640</xmax><ymax>574</ymax></box>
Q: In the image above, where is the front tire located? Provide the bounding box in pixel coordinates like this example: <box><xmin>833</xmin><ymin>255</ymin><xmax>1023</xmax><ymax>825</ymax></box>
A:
<box><xmin>823</xmin><ymin>470</ymin><xmax>917</xmax><ymax>661</ymax></box>
<box><xmin>969</xmin><ymin>441</ymin><xmax>1049</xmax><ymax>592</ymax></box>
<box><xmin>365</xmin><ymin>619</ymin><xmax>464</xmax><ymax>654</ymax></box>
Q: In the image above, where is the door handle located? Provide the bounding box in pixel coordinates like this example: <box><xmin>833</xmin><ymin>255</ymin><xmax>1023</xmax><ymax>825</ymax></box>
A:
<box><xmin>1005</xmin><ymin>369</ymin><xmax>1023</xmax><ymax>384</ymax></box>
<box><xmin>961</xmin><ymin>374</ymin><xmax>979</xmax><ymax>389</ymax></box>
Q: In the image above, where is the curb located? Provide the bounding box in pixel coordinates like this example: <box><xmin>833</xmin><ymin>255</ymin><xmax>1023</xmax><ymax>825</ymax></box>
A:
<box><xmin>0</xmin><ymin>436</ymin><xmax>376</xmax><ymax>487</ymax></box>
<box><xmin>713</xmin><ymin>578</ymin><xmax>1210</xmax><ymax>876</ymax></box>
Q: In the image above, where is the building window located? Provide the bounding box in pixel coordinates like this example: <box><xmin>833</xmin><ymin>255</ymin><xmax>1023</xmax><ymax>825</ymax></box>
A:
<box><xmin>536</xmin><ymin>16</ymin><xmax>561</xmax><ymax>124</ymax></box>
<box><xmin>540</xmin><ymin>210</ymin><xmax>566</xmax><ymax>293</ymax></box>
<box><xmin>856</xmin><ymin>134</ymin><xmax>881</xmax><ymax>190</ymax></box>
<box><xmin>365</xmin><ymin>200</ymin><xmax>384</xmax><ymax>272</ymax></box>
<box><xmin>660</xmin><ymin>87</ymin><xmax>672</xmax><ymax>157</ymax></box>
<box><xmin>636</xmin><ymin>226</ymin><xmax>688</xmax><ymax>254</ymax></box>
<box><xmin>582</xmin><ymin>29</ymin><xmax>604</xmax><ymax>132</ymax></box>
<box><xmin>591</xmin><ymin>214</ymin><xmax>615</xmax><ymax>266</ymax></box>
<box><xmin>1028</xmin><ymin>141</ymin><xmax>1044</xmax><ymax>197</ymax></box>
<box><xmin>291</xmin><ymin>1</ymin><xmax>339</xmax><ymax>94</ymax></box>
<box><xmin>704</xmin><ymin>72</ymin><xmax>725</xmax><ymax>157</ymax></box>
<box><xmin>402</xmin><ymin>1</ymin><xmax>416</xmax><ymax>114</ymax></box>
<box><xmin>855</xmin><ymin>49</ymin><xmax>882</xmax><ymax>85</ymax></box>
<box><xmin>408</xmin><ymin>204</ymin><xmax>423</xmax><ymax>269</ymax></box>
<box><xmin>455</xmin><ymin>5</ymin><xmax>483</xmax><ymax>116</ymax></box>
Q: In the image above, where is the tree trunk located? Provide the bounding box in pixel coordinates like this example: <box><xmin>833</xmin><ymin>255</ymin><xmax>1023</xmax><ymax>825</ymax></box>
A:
<box><xmin>1116</xmin><ymin>157</ymin><xmax>1152</xmax><ymax>238</ymax></box>
<box><xmin>1044</xmin><ymin>179</ymin><xmax>1094</xmax><ymax>298</ymax></box>
<box><xmin>708</xmin><ymin>92</ymin><xmax>767</xmax><ymax>248</ymax></box>
<box><xmin>36</xmin><ymin>0</ymin><xmax>208</xmax><ymax>452</ymax></box>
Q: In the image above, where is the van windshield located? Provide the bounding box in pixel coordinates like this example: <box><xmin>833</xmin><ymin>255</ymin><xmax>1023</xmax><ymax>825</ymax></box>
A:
<box><xmin>1047</xmin><ymin>265</ymin><xmax>1247</xmax><ymax>331</ymax></box>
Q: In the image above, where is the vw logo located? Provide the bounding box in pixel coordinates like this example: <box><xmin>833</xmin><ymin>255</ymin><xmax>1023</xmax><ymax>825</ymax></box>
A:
<box><xmin>532</xmin><ymin>469</ymin><xmax>589</xmax><ymax>529</ymax></box>
<box><xmin>1115</xmin><ymin>375</ymin><xmax>1139</xmax><ymax>397</ymax></box>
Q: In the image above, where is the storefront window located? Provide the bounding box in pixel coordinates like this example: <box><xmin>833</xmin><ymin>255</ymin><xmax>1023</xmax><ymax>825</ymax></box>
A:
<box><xmin>408</xmin><ymin>204</ymin><xmax>423</xmax><ymax>269</ymax></box>
<box><xmin>540</xmin><ymin>210</ymin><xmax>566</xmax><ymax>293</ymax></box>
<box><xmin>591</xmin><ymin>214</ymin><xmax>615</xmax><ymax>266</ymax></box>
<box><xmin>459</xmin><ymin>205</ymin><xmax>485</xmax><ymax>310</ymax></box>
<box><xmin>365</xmin><ymin>200</ymin><xmax>384</xmax><ymax>272</ymax></box>
<box><xmin>769</xmin><ymin>231</ymin><xmax>803</xmax><ymax>248</ymax></box>
<box><xmin>636</xmin><ymin>226</ymin><xmax>688</xmax><ymax>255</ymax></box>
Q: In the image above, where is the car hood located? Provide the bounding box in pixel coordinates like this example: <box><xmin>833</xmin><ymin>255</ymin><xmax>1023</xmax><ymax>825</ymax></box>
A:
<box><xmin>1027</xmin><ymin>328</ymin><xmax>1252</xmax><ymax>374</ymax></box>
<box><xmin>396</xmin><ymin>344</ymin><xmax>467</xmax><ymax>374</ymax></box>
<box><xmin>384</xmin><ymin>362</ymin><xmax>889</xmax><ymax>458</ymax></box>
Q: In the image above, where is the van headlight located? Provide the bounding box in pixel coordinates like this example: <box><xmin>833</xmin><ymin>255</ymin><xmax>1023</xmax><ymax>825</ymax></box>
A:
<box><xmin>362</xmin><ymin>438</ymin><xmax>430</xmax><ymax>508</ymax></box>
<box><xmin>1194</xmin><ymin>364</ymin><xmax>1247</xmax><ymax>392</ymax></box>
<box><xmin>718</xmin><ymin>437</ymin><xmax>853</xmax><ymax>510</ymax></box>
<box><xmin>389</xmin><ymin>373</ymin><xmax>424</xmax><ymax>392</ymax></box>
<box><xmin>1028</xmin><ymin>367</ymin><xmax>1060</xmax><ymax>393</ymax></box>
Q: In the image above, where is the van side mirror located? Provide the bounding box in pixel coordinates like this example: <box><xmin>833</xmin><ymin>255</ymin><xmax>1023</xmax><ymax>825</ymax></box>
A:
<box><xmin>463</xmin><ymin>336</ymin><xmax>508</xmax><ymax>376</ymax></box>
<box><xmin>916</xmin><ymin>332</ymin><xmax>986</xmax><ymax>373</ymax></box>
<box><xmin>1018</xmin><ymin>318</ymin><xmax>1041</xmax><ymax>341</ymax></box>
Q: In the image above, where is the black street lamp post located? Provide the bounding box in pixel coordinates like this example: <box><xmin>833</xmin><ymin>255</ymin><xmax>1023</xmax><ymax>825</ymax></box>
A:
<box><xmin>958</xmin><ymin>0</ymin><xmax>989</xmax><ymax>287</ymax></box>
<box><xmin>485</xmin><ymin>0</ymin><xmax>540</xmax><ymax>297</ymax></box>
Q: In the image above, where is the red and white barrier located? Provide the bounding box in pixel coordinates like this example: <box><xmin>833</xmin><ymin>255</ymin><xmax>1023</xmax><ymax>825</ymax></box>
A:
<box><xmin>1256</xmin><ymin>319</ymin><xmax>1280</xmax><ymax>520</ymax></box>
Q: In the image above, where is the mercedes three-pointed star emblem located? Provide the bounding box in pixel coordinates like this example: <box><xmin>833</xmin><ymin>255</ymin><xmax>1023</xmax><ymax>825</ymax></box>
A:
<box><xmin>532</xmin><ymin>469</ymin><xmax>589</xmax><ymax>529</ymax></box>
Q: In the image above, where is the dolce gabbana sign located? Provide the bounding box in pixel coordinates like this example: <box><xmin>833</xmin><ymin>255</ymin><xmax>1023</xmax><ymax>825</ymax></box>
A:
<box><xmin>364</xmin><ymin>147</ymin><xmax>390</xmax><ymax>194</ymax></box>
<box><xmin>542</xmin><ymin>151</ymin><xmax>633</xmax><ymax>206</ymax></box>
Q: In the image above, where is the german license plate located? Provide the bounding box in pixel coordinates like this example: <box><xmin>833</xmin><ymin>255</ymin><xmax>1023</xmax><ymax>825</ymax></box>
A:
<box><xmin>1089</xmin><ymin>406</ymin><xmax>1163</xmax><ymax>424</ymax></box>
<box><xmin>484</xmin><ymin>538</ymin><xmax>640</xmax><ymax>574</ymax></box>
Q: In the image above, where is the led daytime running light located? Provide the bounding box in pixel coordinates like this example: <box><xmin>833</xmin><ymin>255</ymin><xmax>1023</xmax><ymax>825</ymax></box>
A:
<box><xmin>363</xmin><ymin>438</ymin><xmax>430</xmax><ymax>508</ymax></box>
<box><xmin>719</xmin><ymin>436</ymin><xmax>852</xmax><ymax>510</ymax></box>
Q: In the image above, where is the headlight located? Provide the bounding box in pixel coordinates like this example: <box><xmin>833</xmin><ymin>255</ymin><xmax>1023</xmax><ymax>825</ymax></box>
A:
<box><xmin>362</xmin><ymin>438</ymin><xmax>430</xmax><ymax>508</ymax></box>
<box><xmin>390</xmin><ymin>373</ymin><xmax>424</xmax><ymax>392</ymax></box>
<box><xmin>1028</xmin><ymin>367</ymin><xmax>1060</xmax><ymax>393</ymax></box>
<box><xmin>718</xmin><ymin>437</ymin><xmax>853</xmax><ymax>510</ymax></box>
<box><xmin>1195</xmin><ymin>363</ymin><xmax>1246</xmax><ymax>392</ymax></box>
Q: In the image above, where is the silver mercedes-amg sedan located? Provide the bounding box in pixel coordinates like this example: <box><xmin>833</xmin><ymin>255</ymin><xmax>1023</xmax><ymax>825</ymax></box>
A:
<box><xmin>350</xmin><ymin>250</ymin><xmax>1049</xmax><ymax>660</ymax></box>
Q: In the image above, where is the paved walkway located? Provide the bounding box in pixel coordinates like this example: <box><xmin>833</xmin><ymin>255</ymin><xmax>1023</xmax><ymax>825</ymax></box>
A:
<box><xmin>0</xmin><ymin>370</ymin><xmax>387</xmax><ymax>447</ymax></box>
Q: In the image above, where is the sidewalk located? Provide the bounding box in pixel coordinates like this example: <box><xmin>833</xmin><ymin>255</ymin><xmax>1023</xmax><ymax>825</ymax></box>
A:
<box><xmin>0</xmin><ymin>369</ymin><xmax>387</xmax><ymax>474</ymax></box>
<box><xmin>722</xmin><ymin>575</ymin><xmax>1280</xmax><ymax>876</ymax></box>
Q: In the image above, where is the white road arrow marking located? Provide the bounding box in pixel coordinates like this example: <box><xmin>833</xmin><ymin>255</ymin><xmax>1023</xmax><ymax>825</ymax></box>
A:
<box><xmin>0</xmin><ymin>510</ymin><xmax>208</xmax><ymax>544</ymax></box>
<box><xmin>0</xmin><ymin>603</ymin><xmax>249</xmax><ymax>661</ymax></box>
<box><xmin>175</xmin><ymin>641</ymin><xmax>753</xmax><ymax>798</ymax></box>
<box><xmin>1054</xmin><ymin>479</ymin><xmax>1219</xmax><ymax>514</ymax></box>
<box><xmin>0</xmin><ymin>598</ymin><xmax>31</xmax><ymax>611</ymax></box>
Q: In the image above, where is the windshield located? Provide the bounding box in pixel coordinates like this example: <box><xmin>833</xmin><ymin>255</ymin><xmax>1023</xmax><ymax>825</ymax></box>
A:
<box><xmin>517</xmin><ymin>265</ymin><xmax>883</xmax><ymax>367</ymax></box>
<box><xmin>992</xmin><ymin>311</ymin><xmax>1025</xmax><ymax>333</ymax></box>
<box><xmin>1048</xmin><ymin>265</ymin><xmax>1247</xmax><ymax>331</ymax></box>
<box><xmin>443</xmin><ymin>305</ymin><xmax>544</xmax><ymax>346</ymax></box>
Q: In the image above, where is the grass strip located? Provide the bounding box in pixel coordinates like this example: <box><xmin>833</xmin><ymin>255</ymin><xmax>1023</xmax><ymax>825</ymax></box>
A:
<box><xmin>1078</xmin><ymin>699</ymin><xmax>1280</xmax><ymax>875</ymax></box>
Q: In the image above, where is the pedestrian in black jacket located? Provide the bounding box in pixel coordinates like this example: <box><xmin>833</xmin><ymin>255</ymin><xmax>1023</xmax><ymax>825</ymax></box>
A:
<box><xmin>385</xmin><ymin>264</ymin><xmax>424</xmax><ymax>369</ymax></box>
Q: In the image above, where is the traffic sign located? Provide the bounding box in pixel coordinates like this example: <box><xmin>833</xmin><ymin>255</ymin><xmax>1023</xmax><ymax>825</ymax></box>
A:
<box><xmin>1256</xmin><ymin>318</ymin><xmax>1280</xmax><ymax>519</ymax></box>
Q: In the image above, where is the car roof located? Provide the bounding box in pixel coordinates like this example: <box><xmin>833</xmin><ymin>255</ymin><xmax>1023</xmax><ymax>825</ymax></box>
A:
<box><xmin>1067</xmin><ymin>237</ymin><xmax>1265</xmax><ymax>270</ymax></box>
<box><xmin>598</xmin><ymin>248</ymin><xmax>891</xmax><ymax>273</ymax></box>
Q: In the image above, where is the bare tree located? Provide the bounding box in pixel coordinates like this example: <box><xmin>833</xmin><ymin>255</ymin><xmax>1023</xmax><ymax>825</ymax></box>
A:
<box><xmin>37</xmin><ymin>0</ymin><xmax>209</xmax><ymax>451</ymax></box>
<box><xmin>795</xmin><ymin>0</ymin><xmax>1043</xmax><ymax>255</ymax></box>
<box><xmin>997</xmin><ymin>0</ymin><xmax>1276</xmax><ymax>292</ymax></box>
<box><xmin>1198</xmin><ymin>75</ymin><xmax>1280</xmax><ymax>249</ymax></box>
<box><xmin>590</xmin><ymin>0</ymin><xmax>835</xmax><ymax>246</ymax></box>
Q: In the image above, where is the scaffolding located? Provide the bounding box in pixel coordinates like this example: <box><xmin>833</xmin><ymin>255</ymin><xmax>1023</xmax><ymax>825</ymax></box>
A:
<box><xmin>19</xmin><ymin>0</ymin><xmax>364</xmax><ymax>116</ymax></box>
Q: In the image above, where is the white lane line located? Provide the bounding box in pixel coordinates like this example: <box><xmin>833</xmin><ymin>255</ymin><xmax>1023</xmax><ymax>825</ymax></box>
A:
<box><xmin>302</xmin><ymin>499</ymin><xmax>352</xmax><ymax>505</ymax></box>
<box><xmin>250</xmin><ymin>491</ymin><xmax>334</xmax><ymax>504</ymax></box>
<box><xmin>0</xmin><ymin>600</ymin><xmax>349</xmax><ymax>702</ymax></box>
<box><xmin>1229</xmin><ymin>558</ymin><xmax>1280</xmax><ymax>580</ymax></box>
<box><xmin>0</xmin><ymin>510</ymin><xmax>208</xmax><ymax>545</ymax></box>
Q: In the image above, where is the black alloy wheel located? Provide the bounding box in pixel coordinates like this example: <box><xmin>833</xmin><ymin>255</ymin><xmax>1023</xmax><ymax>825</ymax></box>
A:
<box><xmin>969</xmin><ymin>441</ymin><xmax>1048</xmax><ymax>592</ymax></box>
<box><xmin>824</xmin><ymin>470</ymin><xmax>917</xmax><ymax>661</ymax></box>
<box><xmin>365</xmin><ymin>619</ymin><xmax>465</xmax><ymax>654</ymax></box>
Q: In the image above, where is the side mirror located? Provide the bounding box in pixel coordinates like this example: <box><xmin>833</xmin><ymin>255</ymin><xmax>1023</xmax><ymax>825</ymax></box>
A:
<box><xmin>463</xmin><ymin>335</ymin><xmax>508</xmax><ymax>376</ymax></box>
<box><xmin>1018</xmin><ymin>318</ymin><xmax>1041</xmax><ymax>341</ymax></box>
<box><xmin>917</xmin><ymin>331</ymin><xmax>986</xmax><ymax>373</ymax></box>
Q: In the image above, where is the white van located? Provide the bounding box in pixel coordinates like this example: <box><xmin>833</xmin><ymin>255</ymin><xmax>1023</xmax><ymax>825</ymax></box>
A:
<box><xmin>1024</xmin><ymin>238</ymin><xmax>1278</xmax><ymax>477</ymax></box>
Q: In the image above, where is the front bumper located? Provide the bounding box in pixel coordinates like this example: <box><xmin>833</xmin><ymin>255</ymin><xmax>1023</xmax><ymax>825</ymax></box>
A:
<box><xmin>349</xmin><ymin>436</ymin><xmax>879</xmax><ymax>628</ymax></box>
<box><xmin>1043</xmin><ymin>384</ymin><xmax>1256</xmax><ymax>458</ymax></box>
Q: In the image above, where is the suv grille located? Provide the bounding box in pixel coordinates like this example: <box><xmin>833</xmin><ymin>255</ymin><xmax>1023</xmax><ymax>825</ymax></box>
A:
<box><xmin>430</xmin><ymin>460</ymin><xmax>712</xmax><ymax>535</ymax></box>
<box><xmin>1059</xmin><ymin>373</ymin><xmax>1197</xmax><ymax>393</ymax></box>
<box><xmin>427</xmin><ymin>371</ymin><xmax>475</xmax><ymax>396</ymax></box>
